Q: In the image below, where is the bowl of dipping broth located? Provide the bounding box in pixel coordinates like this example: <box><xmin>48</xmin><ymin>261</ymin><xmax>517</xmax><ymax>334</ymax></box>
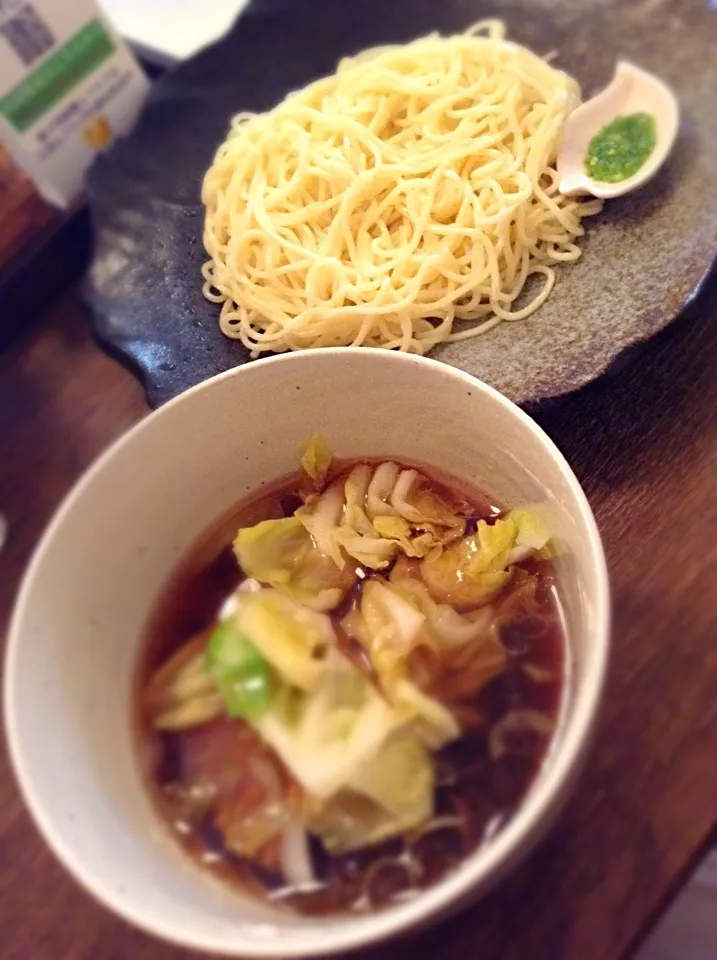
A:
<box><xmin>5</xmin><ymin>349</ymin><xmax>609</xmax><ymax>957</ymax></box>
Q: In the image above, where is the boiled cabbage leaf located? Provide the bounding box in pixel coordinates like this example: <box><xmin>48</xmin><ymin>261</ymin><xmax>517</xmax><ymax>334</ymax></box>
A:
<box><xmin>234</xmin><ymin>588</ymin><xmax>335</xmax><ymax>691</ymax></box>
<box><xmin>342</xmin><ymin>580</ymin><xmax>460</xmax><ymax>748</ymax></box>
<box><xmin>366</xmin><ymin>461</ymin><xmax>400</xmax><ymax>518</ymax></box>
<box><xmin>291</xmin><ymin>457</ymin><xmax>468</xmax><ymax>571</ymax></box>
<box><xmin>253</xmin><ymin>652</ymin><xmax>403</xmax><ymax>798</ymax></box>
<box><xmin>420</xmin><ymin>517</ymin><xmax>518</xmax><ymax>607</ymax></box>
<box><xmin>385</xmin><ymin>559</ymin><xmax>508</xmax><ymax>708</ymax></box>
<box><xmin>300</xmin><ymin>434</ymin><xmax>332</xmax><ymax>486</ymax></box>
<box><xmin>233</xmin><ymin>515</ymin><xmax>354</xmax><ymax>609</ymax></box>
<box><xmin>507</xmin><ymin>507</ymin><xmax>554</xmax><ymax>562</ymax></box>
<box><xmin>295</xmin><ymin>482</ymin><xmax>346</xmax><ymax>568</ymax></box>
<box><xmin>389</xmin><ymin>558</ymin><xmax>496</xmax><ymax>648</ymax></box>
<box><xmin>372</xmin><ymin>516</ymin><xmax>438</xmax><ymax>559</ymax></box>
<box><xmin>146</xmin><ymin>633</ymin><xmax>224</xmax><ymax>731</ymax></box>
<box><xmin>351</xmin><ymin>730</ymin><xmax>433</xmax><ymax>824</ymax></box>
<box><xmin>344</xmin><ymin>579</ymin><xmax>426</xmax><ymax>683</ymax></box>
<box><xmin>391</xmin><ymin>677</ymin><xmax>460</xmax><ymax>749</ymax></box>
<box><xmin>343</xmin><ymin>464</ymin><xmax>374</xmax><ymax>535</ymax></box>
<box><xmin>389</xmin><ymin>469</ymin><xmax>465</xmax><ymax>540</ymax></box>
<box><xmin>308</xmin><ymin>730</ymin><xmax>434</xmax><ymax>852</ymax></box>
<box><xmin>333</xmin><ymin>526</ymin><xmax>397</xmax><ymax>570</ymax></box>
<box><xmin>353</xmin><ymin>463</ymin><xmax>466</xmax><ymax>558</ymax></box>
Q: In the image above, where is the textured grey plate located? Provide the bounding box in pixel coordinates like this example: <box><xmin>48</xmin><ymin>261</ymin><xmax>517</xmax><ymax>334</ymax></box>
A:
<box><xmin>84</xmin><ymin>0</ymin><xmax>717</xmax><ymax>407</ymax></box>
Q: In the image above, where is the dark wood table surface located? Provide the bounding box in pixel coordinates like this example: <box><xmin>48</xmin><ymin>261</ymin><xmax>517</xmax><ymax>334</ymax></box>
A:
<box><xmin>1</xmin><ymin>284</ymin><xmax>716</xmax><ymax>960</ymax></box>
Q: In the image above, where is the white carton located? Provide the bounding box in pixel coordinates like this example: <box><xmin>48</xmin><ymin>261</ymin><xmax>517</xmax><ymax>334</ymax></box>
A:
<box><xmin>0</xmin><ymin>0</ymin><xmax>149</xmax><ymax>207</ymax></box>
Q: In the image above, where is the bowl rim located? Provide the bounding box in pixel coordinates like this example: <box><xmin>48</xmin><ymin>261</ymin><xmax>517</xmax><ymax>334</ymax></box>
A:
<box><xmin>4</xmin><ymin>348</ymin><xmax>610</xmax><ymax>957</ymax></box>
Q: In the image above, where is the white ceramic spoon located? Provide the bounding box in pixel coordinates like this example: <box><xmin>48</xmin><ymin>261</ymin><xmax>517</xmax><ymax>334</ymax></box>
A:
<box><xmin>557</xmin><ymin>61</ymin><xmax>679</xmax><ymax>199</ymax></box>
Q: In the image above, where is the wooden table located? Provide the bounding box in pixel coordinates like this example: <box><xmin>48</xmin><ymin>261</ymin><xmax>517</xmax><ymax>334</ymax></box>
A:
<box><xmin>1</xmin><ymin>286</ymin><xmax>716</xmax><ymax>960</ymax></box>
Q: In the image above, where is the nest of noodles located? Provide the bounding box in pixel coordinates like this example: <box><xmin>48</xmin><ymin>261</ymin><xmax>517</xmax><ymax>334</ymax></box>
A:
<box><xmin>201</xmin><ymin>20</ymin><xmax>602</xmax><ymax>356</ymax></box>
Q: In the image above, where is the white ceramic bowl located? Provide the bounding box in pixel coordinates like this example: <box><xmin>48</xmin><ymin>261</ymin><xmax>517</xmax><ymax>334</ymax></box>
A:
<box><xmin>5</xmin><ymin>349</ymin><xmax>609</xmax><ymax>957</ymax></box>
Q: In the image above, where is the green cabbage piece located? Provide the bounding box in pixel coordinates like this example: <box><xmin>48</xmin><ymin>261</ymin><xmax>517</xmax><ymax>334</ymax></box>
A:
<box><xmin>204</xmin><ymin>618</ymin><xmax>272</xmax><ymax>719</ymax></box>
<box><xmin>387</xmin><ymin>560</ymin><xmax>508</xmax><ymax>706</ymax></box>
<box><xmin>146</xmin><ymin>635</ymin><xmax>223</xmax><ymax>731</ymax></box>
<box><xmin>391</xmin><ymin>677</ymin><xmax>460</xmax><ymax>749</ymax></box>
<box><xmin>293</xmin><ymin>457</ymin><xmax>469</xmax><ymax>571</ymax></box>
<box><xmin>349</xmin><ymin>579</ymin><xmax>425</xmax><ymax>675</ymax></box>
<box><xmin>295</xmin><ymin>482</ymin><xmax>346</xmax><ymax>569</ymax></box>
<box><xmin>249</xmin><ymin>645</ymin><xmax>436</xmax><ymax>851</ymax></box>
<box><xmin>234</xmin><ymin>589</ymin><xmax>335</xmax><ymax>691</ymax></box>
<box><xmin>420</xmin><ymin>517</ymin><xmax>518</xmax><ymax>607</ymax></box>
<box><xmin>342</xmin><ymin>579</ymin><xmax>460</xmax><ymax>748</ymax></box>
<box><xmin>390</xmin><ymin>558</ymin><xmax>495</xmax><ymax>647</ymax></box>
<box><xmin>507</xmin><ymin>507</ymin><xmax>555</xmax><ymax>561</ymax></box>
<box><xmin>308</xmin><ymin>730</ymin><xmax>434</xmax><ymax>852</ymax></box>
<box><xmin>333</xmin><ymin>526</ymin><xmax>397</xmax><ymax>570</ymax></box>
<box><xmin>300</xmin><ymin>434</ymin><xmax>332</xmax><ymax>486</ymax></box>
<box><xmin>233</xmin><ymin>515</ymin><xmax>354</xmax><ymax>609</ymax></box>
<box><xmin>366</xmin><ymin>461</ymin><xmax>400</xmax><ymax>518</ymax></box>
<box><xmin>343</xmin><ymin>464</ymin><xmax>375</xmax><ymax>535</ymax></box>
<box><xmin>388</xmin><ymin>469</ymin><xmax>465</xmax><ymax>540</ymax></box>
<box><xmin>253</xmin><ymin>652</ymin><xmax>404</xmax><ymax>799</ymax></box>
<box><xmin>372</xmin><ymin>515</ymin><xmax>438</xmax><ymax>558</ymax></box>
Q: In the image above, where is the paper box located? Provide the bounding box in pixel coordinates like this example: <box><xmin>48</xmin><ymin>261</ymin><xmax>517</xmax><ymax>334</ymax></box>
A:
<box><xmin>0</xmin><ymin>0</ymin><xmax>149</xmax><ymax>207</ymax></box>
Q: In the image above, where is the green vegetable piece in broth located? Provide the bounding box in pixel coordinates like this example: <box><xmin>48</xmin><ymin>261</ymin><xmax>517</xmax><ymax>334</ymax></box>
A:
<box><xmin>309</xmin><ymin>730</ymin><xmax>435</xmax><ymax>853</ymax></box>
<box><xmin>205</xmin><ymin>619</ymin><xmax>272</xmax><ymax>719</ymax></box>
<box><xmin>420</xmin><ymin>517</ymin><xmax>517</xmax><ymax>607</ymax></box>
<box><xmin>234</xmin><ymin>588</ymin><xmax>334</xmax><ymax>691</ymax></box>
<box><xmin>300</xmin><ymin>434</ymin><xmax>333</xmax><ymax>485</ymax></box>
<box><xmin>233</xmin><ymin>515</ymin><xmax>354</xmax><ymax>611</ymax></box>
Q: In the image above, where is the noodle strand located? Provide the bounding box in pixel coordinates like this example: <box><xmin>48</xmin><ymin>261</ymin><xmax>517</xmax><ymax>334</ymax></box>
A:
<box><xmin>201</xmin><ymin>20</ymin><xmax>602</xmax><ymax>356</ymax></box>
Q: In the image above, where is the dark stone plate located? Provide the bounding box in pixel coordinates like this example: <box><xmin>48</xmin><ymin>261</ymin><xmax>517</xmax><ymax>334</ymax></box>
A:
<box><xmin>84</xmin><ymin>0</ymin><xmax>717</xmax><ymax>407</ymax></box>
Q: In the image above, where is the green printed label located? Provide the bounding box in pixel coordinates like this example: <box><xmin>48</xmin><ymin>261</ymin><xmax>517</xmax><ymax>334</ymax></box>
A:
<box><xmin>0</xmin><ymin>19</ymin><xmax>116</xmax><ymax>133</ymax></box>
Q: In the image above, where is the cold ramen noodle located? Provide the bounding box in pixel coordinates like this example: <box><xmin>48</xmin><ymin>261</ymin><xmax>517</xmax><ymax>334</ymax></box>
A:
<box><xmin>138</xmin><ymin>438</ymin><xmax>565</xmax><ymax>914</ymax></box>
<box><xmin>201</xmin><ymin>20</ymin><xmax>603</xmax><ymax>356</ymax></box>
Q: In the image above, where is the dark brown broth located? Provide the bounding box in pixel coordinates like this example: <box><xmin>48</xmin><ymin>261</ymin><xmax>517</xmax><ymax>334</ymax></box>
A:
<box><xmin>135</xmin><ymin>460</ymin><xmax>564</xmax><ymax>915</ymax></box>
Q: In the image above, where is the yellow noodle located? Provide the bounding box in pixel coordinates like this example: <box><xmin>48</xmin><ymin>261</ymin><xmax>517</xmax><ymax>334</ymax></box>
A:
<box><xmin>201</xmin><ymin>20</ymin><xmax>603</xmax><ymax>356</ymax></box>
